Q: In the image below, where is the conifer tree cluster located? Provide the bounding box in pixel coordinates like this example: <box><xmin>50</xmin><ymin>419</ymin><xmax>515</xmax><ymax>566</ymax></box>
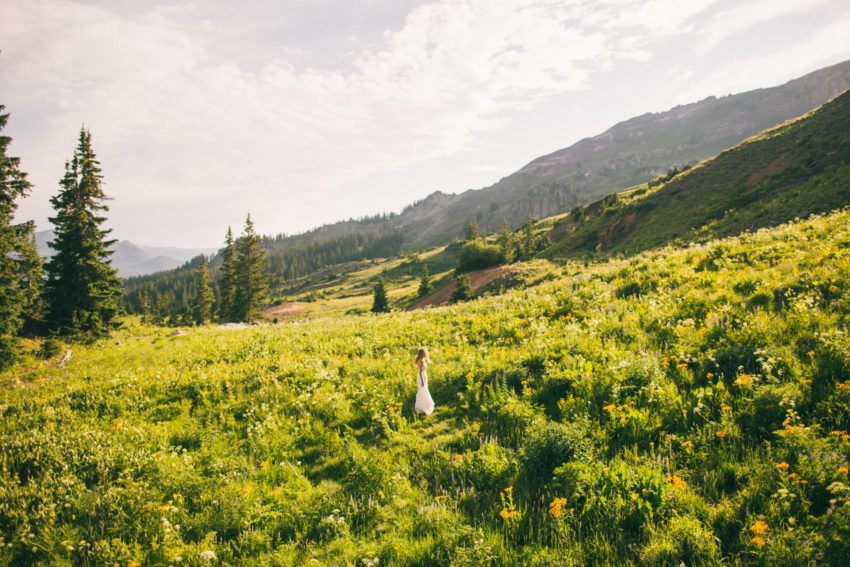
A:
<box><xmin>0</xmin><ymin>106</ymin><xmax>36</xmax><ymax>366</ymax></box>
<box><xmin>1</xmin><ymin>108</ymin><xmax>126</xmax><ymax>361</ymax></box>
<box><xmin>219</xmin><ymin>216</ymin><xmax>270</xmax><ymax>322</ymax></box>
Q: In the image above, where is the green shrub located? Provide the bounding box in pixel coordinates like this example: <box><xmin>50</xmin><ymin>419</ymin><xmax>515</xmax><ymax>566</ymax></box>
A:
<box><xmin>641</xmin><ymin>515</ymin><xmax>722</xmax><ymax>566</ymax></box>
<box><xmin>457</xmin><ymin>241</ymin><xmax>503</xmax><ymax>272</ymax></box>
<box><xmin>523</xmin><ymin>421</ymin><xmax>593</xmax><ymax>491</ymax></box>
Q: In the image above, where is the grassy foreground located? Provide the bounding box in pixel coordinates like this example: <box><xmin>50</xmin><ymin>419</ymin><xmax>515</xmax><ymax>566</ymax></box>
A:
<box><xmin>3</xmin><ymin>210</ymin><xmax>850</xmax><ymax>565</ymax></box>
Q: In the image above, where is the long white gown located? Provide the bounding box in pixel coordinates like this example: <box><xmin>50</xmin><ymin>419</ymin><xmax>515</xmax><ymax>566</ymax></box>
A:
<box><xmin>415</xmin><ymin>362</ymin><xmax>435</xmax><ymax>415</ymax></box>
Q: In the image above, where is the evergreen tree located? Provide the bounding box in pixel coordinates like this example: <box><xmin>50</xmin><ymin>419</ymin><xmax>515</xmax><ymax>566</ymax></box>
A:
<box><xmin>218</xmin><ymin>227</ymin><xmax>236</xmax><ymax>321</ymax></box>
<box><xmin>193</xmin><ymin>255</ymin><xmax>214</xmax><ymax>325</ymax></box>
<box><xmin>0</xmin><ymin>105</ymin><xmax>33</xmax><ymax>367</ymax></box>
<box><xmin>464</xmin><ymin>219</ymin><xmax>481</xmax><ymax>242</ymax></box>
<box><xmin>17</xmin><ymin>222</ymin><xmax>44</xmax><ymax>331</ymax></box>
<box><xmin>371</xmin><ymin>278</ymin><xmax>390</xmax><ymax>313</ymax></box>
<box><xmin>232</xmin><ymin>215</ymin><xmax>270</xmax><ymax>322</ymax></box>
<box><xmin>498</xmin><ymin>218</ymin><xmax>515</xmax><ymax>263</ymax></box>
<box><xmin>44</xmin><ymin>127</ymin><xmax>123</xmax><ymax>339</ymax></box>
<box><xmin>520</xmin><ymin>215</ymin><xmax>536</xmax><ymax>260</ymax></box>
<box><xmin>450</xmin><ymin>274</ymin><xmax>472</xmax><ymax>303</ymax></box>
<box><xmin>139</xmin><ymin>289</ymin><xmax>152</xmax><ymax>324</ymax></box>
<box><xmin>418</xmin><ymin>264</ymin><xmax>433</xmax><ymax>298</ymax></box>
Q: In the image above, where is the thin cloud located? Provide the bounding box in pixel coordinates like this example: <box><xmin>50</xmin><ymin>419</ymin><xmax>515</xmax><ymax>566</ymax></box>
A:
<box><xmin>2</xmin><ymin>0</ymin><xmax>842</xmax><ymax>246</ymax></box>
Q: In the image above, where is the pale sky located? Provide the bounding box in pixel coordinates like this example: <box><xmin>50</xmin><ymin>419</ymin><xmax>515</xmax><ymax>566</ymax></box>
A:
<box><xmin>3</xmin><ymin>0</ymin><xmax>850</xmax><ymax>247</ymax></box>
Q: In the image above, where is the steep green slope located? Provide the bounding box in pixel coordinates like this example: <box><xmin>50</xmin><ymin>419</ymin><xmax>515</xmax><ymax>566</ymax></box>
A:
<box><xmin>545</xmin><ymin>89</ymin><xmax>850</xmax><ymax>258</ymax></box>
<box><xmin>3</xmin><ymin>210</ymin><xmax>850</xmax><ymax>565</ymax></box>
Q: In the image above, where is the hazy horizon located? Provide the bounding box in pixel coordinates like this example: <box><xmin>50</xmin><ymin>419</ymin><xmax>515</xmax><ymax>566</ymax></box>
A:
<box><xmin>3</xmin><ymin>0</ymin><xmax>850</xmax><ymax>248</ymax></box>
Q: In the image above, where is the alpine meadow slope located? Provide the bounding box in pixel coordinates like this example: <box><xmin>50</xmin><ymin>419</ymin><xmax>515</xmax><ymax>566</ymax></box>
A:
<box><xmin>2</xmin><ymin>207</ymin><xmax>850</xmax><ymax>565</ymax></box>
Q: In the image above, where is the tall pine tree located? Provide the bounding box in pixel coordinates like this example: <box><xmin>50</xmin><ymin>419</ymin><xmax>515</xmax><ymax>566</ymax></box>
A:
<box><xmin>371</xmin><ymin>278</ymin><xmax>390</xmax><ymax>313</ymax></box>
<box><xmin>498</xmin><ymin>218</ymin><xmax>515</xmax><ymax>263</ymax></box>
<box><xmin>44</xmin><ymin>127</ymin><xmax>123</xmax><ymax>339</ymax></box>
<box><xmin>0</xmin><ymin>105</ymin><xmax>34</xmax><ymax>367</ymax></box>
<box><xmin>218</xmin><ymin>227</ymin><xmax>236</xmax><ymax>321</ymax></box>
<box><xmin>17</xmin><ymin>222</ymin><xmax>44</xmax><ymax>332</ymax></box>
<box><xmin>450</xmin><ymin>274</ymin><xmax>472</xmax><ymax>303</ymax></box>
<box><xmin>464</xmin><ymin>219</ymin><xmax>481</xmax><ymax>242</ymax></box>
<box><xmin>232</xmin><ymin>215</ymin><xmax>270</xmax><ymax>322</ymax></box>
<box><xmin>193</xmin><ymin>255</ymin><xmax>214</xmax><ymax>325</ymax></box>
<box><xmin>519</xmin><ymin>214</ymin><xmax>536</xmax><ymax>260</ymax></box>
<box><xmin>418</xmin><ymin>264</ymin><xmax>433</xmax><ymax>298</ymax></box>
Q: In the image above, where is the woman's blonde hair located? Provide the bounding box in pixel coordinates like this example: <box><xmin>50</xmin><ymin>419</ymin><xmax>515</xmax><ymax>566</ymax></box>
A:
<box><xmin>415</xmin><ymin>347</ymin><xmax>430</xmax><ymax>364</ymax></box>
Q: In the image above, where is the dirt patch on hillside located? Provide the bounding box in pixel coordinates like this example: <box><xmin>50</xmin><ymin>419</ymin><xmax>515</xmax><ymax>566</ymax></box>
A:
<box><xmin>407</xmin><ymin>266</ymin><xmax>506</xmax><ymax>310</ymax></box>
<box><xmin>262</xmin><ymin>303</ymin><xmax>305</xmax><ymax>320</ymax></box>
<box><xmin>746</xmin><ymin>154</ymin><xmax>794</xmax><ymax>187</ymax></box>
<box><xmin>596</xmin><ymin>211</ymin><xmax>640</xmax><ymax>252</ymax></box>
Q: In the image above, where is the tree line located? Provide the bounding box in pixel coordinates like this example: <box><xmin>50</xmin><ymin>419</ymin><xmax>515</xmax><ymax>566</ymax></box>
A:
<box><xmin>1</xmin><ymin>113</ymin><xmax>123</xmax><ymax>367</ymax></box>
<box><xmin>0</xmin><ymin>104</ymin><xmax>275</xmax><ymax>367</ymax></box>
<box><xmin>123</xmin><ymin>228</ymin><xmax>404</xmax><ymax>323</ymax></box>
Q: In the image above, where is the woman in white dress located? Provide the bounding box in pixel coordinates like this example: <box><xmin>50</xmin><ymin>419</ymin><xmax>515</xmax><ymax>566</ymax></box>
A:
<box><xmin>414</xmin><ymin>347</ymin><xmax>435</xmax><ymax>416</ymax></box>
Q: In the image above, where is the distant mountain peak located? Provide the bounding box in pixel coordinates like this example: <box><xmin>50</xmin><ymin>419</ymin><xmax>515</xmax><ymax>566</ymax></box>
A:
<box><xmin>34</xmin><ymin>229</ymin><xmax>217</xmax><ymax>277</ymax></box>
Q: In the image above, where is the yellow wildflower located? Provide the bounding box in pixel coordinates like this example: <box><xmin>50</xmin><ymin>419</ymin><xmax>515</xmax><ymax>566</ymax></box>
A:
<box><xmin>733</xmin><ymin>373</ymin><xmax>754</xmax><ymax>387</ymax></box>
<box><xmin>751</xmin><ymin>536</ymin><xmax>765</xmax><ymax>547</ymax></box>
<box><xmin>716</xmin><ymin>430</ymin><xmax>728</xmax><ymax>439</ymax></box>
<box><xmin>721</xmin><ymin>404</ymin><xmax>733</xmax><ymax>412</ymax></box>
<box><xmin>838</xmin><ymin>467</ymin><xmax>848</xmax><ymax>475</ymax></box>
<box><xmin>775</xmin><ymin>462</ymin><xmax>790</xmax><ymax>471</ymax></box>
<box><xmin>504</xmin><ymin>486</ymin><xmax>513</xmax><ymax>493</ymax></box>
<box><xmin>549</xmin><ymin>497</ymin><xmax>567</xmax><ymax>518</ymax></box>
<box><xmin>806</xmin><ymin>350</ymin><xmax>815</xmax><ymax>358</ymax></box>
<box><xmin>603</xmin><ymin>404</ymin><xmax>617</xmax><ymax>413</ymax></box>
<box><xmin>751</xmin><ymin>520</ymin><xmax>768</xmax><ymax>535</ymax></box>
<box><xmin>668</xmin><ymin>474</ymin><xmax>687</xmax><ymax>492</ymax></box>
<box><xmin>681</xmin><ymin>440</ymin><xmax>694</xmax><ymax>449</ymax></box>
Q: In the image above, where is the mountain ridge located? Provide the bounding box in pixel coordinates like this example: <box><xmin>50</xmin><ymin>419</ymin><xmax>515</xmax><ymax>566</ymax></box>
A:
<box><xmin>542</xmin><ymin>88</ymin><xmax>850</xmax><ymax>258</ymax></box>
<box><xmin>383</xmin><ymin>59</ymin><xmax>850</xmax><ymax>245</ymax></box>
<box><xmin>34</xmin><ymin>230</ymin><xmax>216</xmax><ymax>278</ymax></box>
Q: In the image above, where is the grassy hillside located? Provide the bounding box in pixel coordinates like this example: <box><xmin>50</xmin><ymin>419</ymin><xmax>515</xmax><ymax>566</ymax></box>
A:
<box><xmin>3</xmin><ymin>208</ymin><xmax>850</xmax><ymax>565</ymax></box>
<box><xmin>544</xmin><ymin>89</ymin><xmax>850</xmax><ymax>259</ymax></box>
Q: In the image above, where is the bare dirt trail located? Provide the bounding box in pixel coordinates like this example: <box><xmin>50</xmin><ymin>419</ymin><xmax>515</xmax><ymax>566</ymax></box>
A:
<box><xmin>262</xmin><ymin>303</ymin><xmax>305</xmax><ymax>320</ymax></box>
<box><xmin>407</xmin><ymin>266</ymin><xmax>506</xmax><ymax>310</ymax></box>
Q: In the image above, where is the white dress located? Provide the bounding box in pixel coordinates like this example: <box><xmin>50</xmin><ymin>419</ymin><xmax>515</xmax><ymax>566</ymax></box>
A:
<box><xmin>415</xmin><ymin>362</ymin><xmax>435</xmax><ymax>415</ymax></box>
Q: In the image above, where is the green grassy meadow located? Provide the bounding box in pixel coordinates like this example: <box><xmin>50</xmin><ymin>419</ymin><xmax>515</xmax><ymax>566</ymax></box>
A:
<box><xmin>3</xmin><ymin>209</ymin><xmax>850</xmax><ymax>565</ymax></box>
